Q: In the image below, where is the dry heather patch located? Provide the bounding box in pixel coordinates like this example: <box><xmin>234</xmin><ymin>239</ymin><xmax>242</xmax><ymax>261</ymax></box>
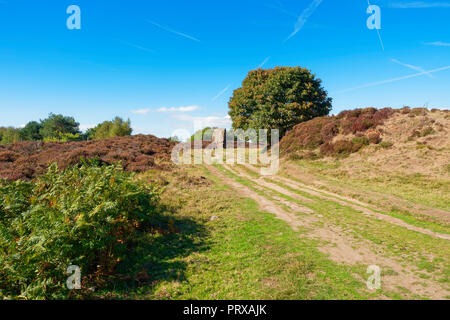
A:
<box><xmin>0</xmin><ymin>134</ymin><xmax>176</xmax><ymax>181</ymax></box>
<box><xmin>280</xmin><ymin>107</ymin><xmax>395</xmax><ymax>158</ymax></box>
<box><xmin>281</xmin><ymin>107</ymin><xmax>449</xmax><ymax>177</ymax></box>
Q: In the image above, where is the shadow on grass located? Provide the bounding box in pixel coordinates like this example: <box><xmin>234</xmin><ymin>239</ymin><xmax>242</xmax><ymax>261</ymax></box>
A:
<box><xmin>98</xmin><ymin>203</ymin><xmax>209</xmax><ymax>298</ymax></box>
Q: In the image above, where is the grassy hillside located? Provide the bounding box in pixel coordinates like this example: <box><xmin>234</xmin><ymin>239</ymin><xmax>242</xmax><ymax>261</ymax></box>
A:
<box><xmin>0</xmin><ymin>108</ymin><xmax>448</xmax><ymax>300</ymax></box>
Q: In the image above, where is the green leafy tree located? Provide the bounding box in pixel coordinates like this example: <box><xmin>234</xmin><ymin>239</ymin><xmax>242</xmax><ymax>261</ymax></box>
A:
<box><xmin>0</xmin><ymin>127</ymin><xmax>22</xmax><ymax>144</ymax></box>
<box><xmin>89</xmin><ymin>117</ymin><xmax>132</xmax><ymax>140</ymax></box>
<box><xmin>43</xmin><ymin>132</ymin><xmax>81</xmax><ymax>142</ymax></box>
<box><xmin>189</xmin><ymin>127</ymin><xmax>217</xmax><ymax>142</ymax></box>
<box><xmin>20</xmin><ymin>121</ymin><xmax>42</xmax><ymax>141</ymax></box>
<box><xmin>167</xmin><ymin>136</ymin><xmax>181</xmax><ymax>143</ymax></box>
<box><xmin>39</xmin><ymin>113</ymin><xmax>80</xmax><ymax>139</ymax></box>
<box><xmin>228</xmin><ymin>66</ymin><xmax>332</xmax><ymax>138</ymax></box>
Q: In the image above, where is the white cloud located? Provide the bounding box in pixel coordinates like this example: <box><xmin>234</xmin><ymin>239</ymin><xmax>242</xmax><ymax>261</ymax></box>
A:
<box><xmin>424</xmin><ymin>41</ymin><xmax>450</xmax><ymax>47</ymax></box>
<box><xmin>79</xmin><ymin>124</ymin><xmax>96</xmax><ymax>131</ymax></box>
<box><xmin>174</xmin><ymin>114</ymin><xmax>232</xmax><ymax>129</ymax></box>
<box><xmin>131</xmin><ymin>108</ymin><xmax>152</xmax><ymax>115</ymax></box>
<box><xmin>131</xmin><ymin>105</ymin><xmax>200</xmax><ymax>115</ymax></box>
<box><xmin>389</xmin><ymin>2</ymin><xmax>450</xmax><ymax>8</ymax></box>
<box><xmin>156</xmin><ymin>105</ymin><xmax>200</xmax><ymax>112</ymax></box>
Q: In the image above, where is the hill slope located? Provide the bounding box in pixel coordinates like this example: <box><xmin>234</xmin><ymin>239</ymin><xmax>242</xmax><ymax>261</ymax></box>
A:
<box><xmin>280</xmin><ymin>107</ymin><xmax>450</xmax><ymax>178</ymax></box>
<box><xmin>0</xmin><ymin>134</ymin><xmax>175</xmax><ymax>180</ymax></box>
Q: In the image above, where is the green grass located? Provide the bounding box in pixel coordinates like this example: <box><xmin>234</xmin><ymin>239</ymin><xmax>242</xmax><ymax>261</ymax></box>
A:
<box><xmin>237</xmin><ymin>164</ymin><xmax>450</xmax><ymax>235</ymax></box>
<box><xmin>221</xmin><ymin>165</ymin><xmax>450</xmax><ymax>295</ymax></box>
<box><xmin>88</xmin><ymin>163</ymin><xmax>448</xmax><ymax>300</ymax></box>
<box><xmin>284</xmin><ymin>159</ymin><xmax>450</xmax><ymax>215</ymax></box>
<box><xmin>94</xmin><ymin>165</ymin><xmax>374</xmax><ymax>299</ymax></box>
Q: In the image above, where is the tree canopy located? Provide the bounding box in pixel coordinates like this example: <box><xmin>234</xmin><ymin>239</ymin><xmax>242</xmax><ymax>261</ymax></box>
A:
<box><xmin>228</xmin><ymin>66</ymin><xmax>332</xmax><ymax>138</ymax></box>
<box><xmin>39</xmin><ymin>113</ymin><xmax>80</xmax><ymax>139</ymax></box>
<box><xmin>88</xmin><ymin>117</ymin><xmax>132</xmax><ymax>140</ymax></box>
<box><xmin>20</xmin><ymin>121</ymin><xmax>42</xmax><ymax>141</ymax></box>
<box><xmin>0</xmin><ymin>114</ymin><xmax>133</xmax><ymax>145</ymax></box>
<box><xmin>189</xmin><ymin>127</ymin><xmax>217</xmax><ymax>142</ymax></box>
<box><xmin>0</xmin><ymin>127</ymin><xmax>21</xmax><ymax>144</ymax></box>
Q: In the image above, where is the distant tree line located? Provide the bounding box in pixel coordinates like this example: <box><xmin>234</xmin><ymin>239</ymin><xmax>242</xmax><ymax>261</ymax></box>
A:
<box><xmin>0</xmin><ymin>114</ymin><xmax>132</xmax><ymax>144</ymax></box>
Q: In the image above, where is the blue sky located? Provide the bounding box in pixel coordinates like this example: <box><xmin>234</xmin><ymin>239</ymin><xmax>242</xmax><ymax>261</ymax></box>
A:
<box><xmin>1</xmin><ymin>0</ymin><xmax>449</xmax><ymax>139</ymax></box>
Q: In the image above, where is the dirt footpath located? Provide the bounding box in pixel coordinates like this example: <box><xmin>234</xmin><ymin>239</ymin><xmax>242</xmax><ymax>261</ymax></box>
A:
<box><xmin>207</xmin><ymin>164</ymin><xmax>450</xmax><ymax>300</ymax></box>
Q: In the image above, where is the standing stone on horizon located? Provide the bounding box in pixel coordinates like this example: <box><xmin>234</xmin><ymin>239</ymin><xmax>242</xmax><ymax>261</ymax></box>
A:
<box><xmin>212</xmin><ymin>128</ymin><xmax>226</xmax><ymax>149</ymax></box>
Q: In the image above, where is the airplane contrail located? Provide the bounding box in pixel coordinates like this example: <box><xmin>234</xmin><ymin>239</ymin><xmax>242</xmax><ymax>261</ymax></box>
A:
<box><xmin>284</xmin><ymin>0</ymin><xmax>323</xmax><ymax>42</ymax></box>
<box><xmin>119</xmin><ymin>40</ymin><xmax>155</xmax><ymax>53</ymax></box>
<box><xmin>147</xmin><ymin>20</ymin><xmax>200</xmax><ymax>42</ymax></box>
<box><xmin>212</xmin><ymin>85</ymin><xmax>231</xmax><ymax>101</ymax></box>
<box><xmin>391</xmin><ymin>58</ymin><xmax>433</xmax><ymax>78</ymax></box>
<box><xmin>334</xmin><ymin>65</ymin><xmax>450</xmax><ymax>94</ymax></box>
<box><xmin>257</xmin><ymin>56</ymin><xmax>270</xmax><ymax>69</ymax></box>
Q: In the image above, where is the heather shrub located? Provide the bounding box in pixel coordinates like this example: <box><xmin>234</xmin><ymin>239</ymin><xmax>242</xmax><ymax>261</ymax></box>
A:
<box><xmin>332</xmin><ymin>140</ymin><xmax>354</xmax><ymax>155</ymax></box>
<box><xmin>0</xmin><ymin>162</ymin><xmax>159</xmax><ymax>299</ymax></box>
<box><xmin>320</xmin><ymin>142</ymin><xmax>334</xmax><ymax>155</ymax></box>
<box><xmin>0</xmin><ymin>135</ymin><xmax>175</xmax><ymax>181</ymax></box>
<box><xmin>351</xmin><ymin>136</ymin><xmax>369</xmax><ymax>152</ymax></box>
<box><xmin>281</xmin><ymin>107</ymin><xmax>395</xmax><ymax>157</ymax></box>
<box><xmin>280</xmin><ymin>117</ymin><xmax>336</xmax><ymax>155</ymax></box>
<box><xmin>0</xmin><ymin>151</ymin><xmax>20</xmax><ymax>162</ymax></box>
<box><xmin>339</xmin><ymin>108</ymin><xmax>393</xmax><ymax>134</ymax></box>
<box><xmin>400</xmin><ymin>106</ymin><xmax>411</xmax><ymax>114</ymax></box>
<box><xmin>366</xmin><ymin>130</ymin><xmax>381</xmax><ymax>144</ymax></box>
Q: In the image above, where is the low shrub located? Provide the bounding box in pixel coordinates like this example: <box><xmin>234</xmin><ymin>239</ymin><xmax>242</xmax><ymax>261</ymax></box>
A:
<box><xmin>280</xmin><ymin>107</ymin><xmax>394</xmax><ymax>157</ymax></box>
<box><xmin>332</xmin><ymin>140</ymin><xmax>354</xmax><ymax>155</ymax></box>
<box><xmin>400</xmin><ymin>106</ymin><xmax>411</xmax><ymax>114</ymax></box>
<box><xmin>366</xmin><ymin>130</ymin><xmax>381</xmax><ymax>144</ymax></box>
<box><xmin>379</xmin><ymin>141</ymin><xmax>393</xmax><ymax>149</ymax></box>
<box><xmin>352</xmin><ymin>136</ymin><xmax>369</xmax><ymax>146</ymax></box>
<box><xmin>288</xmin><ymin>151</ymin><xmax>319</xmax><ymax>160</ymax></box>
<box><xmin>319</xmin><ymin>142</ymin><xmax>334</xmax><ymax>155</ymax></box>
<box><xmin>0</xmin><ymin>134</ymin><xmax>175</xmax><ymax>181</ymax></box>
<box><xmin>0</xmin><ymin>151</ymin><xmax>20</xmax><ymax>162</ymax></box>
<box><xmin>0</xmin><ymin>162</ymin><xmax>159</xmax><ymax>299</ymax></box>
<box><xmin>43</xmin><ymin>132</ymin><xmax>81</xmax><ymax>143</ymax></box>
<box><xmin>350</xmin><ymin>136</ymin><xmax>369</xmax><ymax>152</ymax></box>
<box><xmin>412</xmin><ymin>108</ymin><xmax>427</xmax><ymax>116</ymax></box>
<box><xmin>420</xmin><ymin>127</ymin><xmax>435</xmax><ymax>137</ymax></box>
